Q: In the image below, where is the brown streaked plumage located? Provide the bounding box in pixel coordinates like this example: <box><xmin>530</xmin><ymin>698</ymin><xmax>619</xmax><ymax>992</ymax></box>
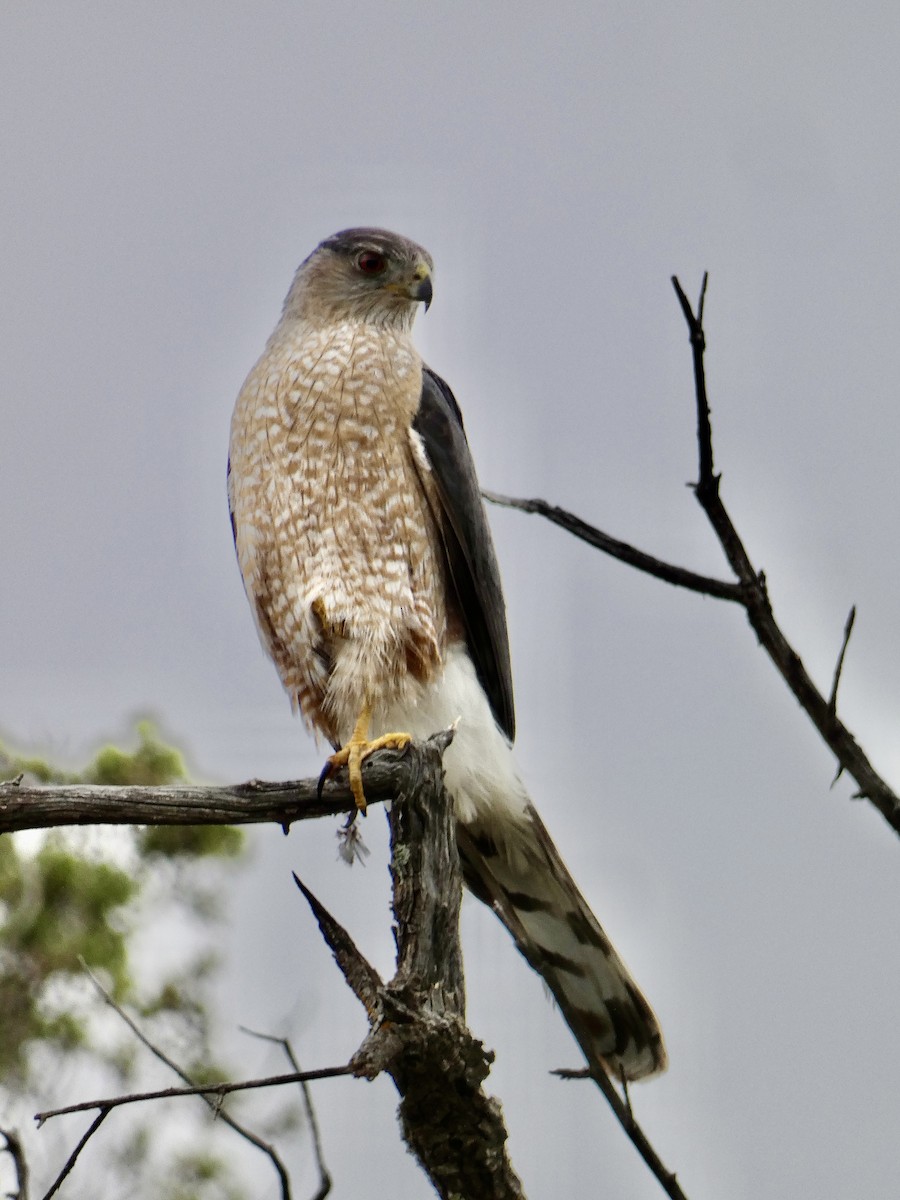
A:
<box><xmin>228</xmin><ymin>227</ymin><xmax>667</xmax><ymax>1081</ymax></box>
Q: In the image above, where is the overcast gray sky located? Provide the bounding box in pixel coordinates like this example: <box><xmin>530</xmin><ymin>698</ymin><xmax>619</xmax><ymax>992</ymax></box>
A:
<box><xmin>3</xmin><ymin>3</ymin><xmax>900</xmax><ymax>1197</ymax></box>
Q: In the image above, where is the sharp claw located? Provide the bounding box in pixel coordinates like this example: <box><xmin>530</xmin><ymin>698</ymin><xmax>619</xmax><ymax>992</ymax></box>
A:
<box><xmin>320</xmin><ymin>726</ymin><xmax>411</xmax><ymax>814</ymax></box>
<box><xmin>317</xmin><ymin>759</ymin><xmax>332</xmax><ymax>802</ymax></box>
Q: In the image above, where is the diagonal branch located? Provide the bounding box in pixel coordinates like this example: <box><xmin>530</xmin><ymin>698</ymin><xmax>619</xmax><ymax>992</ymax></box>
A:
<box><xmin>239</xmin><ymin>1028</ymin><xmax>332</xmax><ymax>1200</ymax></box>
<box><xmin>1</xmin><ymin>1129</ymin><xmax>29</xmax><ymax>1200</ymax></box>
<box><xmin>672</xmin><ymin>275</ymin><xmax>900</xmax><ymax>836</ymax></box>
<box><xmin>483</xmin><ymin>490</ymin><xmax>743</xmax><ymax>603</ymax></box>
<box><xmin>458</xmin><ymin>826</ymin><xmax>689</xmax><ymax>1200</ymax></box>
<box><xmin>40</xmin><ymin>1110</ymin><xmax>108</xmax><ymax>1200</ymax></box>
<box><xmin>554</xmin><ymin>1067</ymin><xmax>689</xmax><ymax>1200</ymax></box>
<box><xmin>487</xmin><ymin>282</ymin><xmax>900</xmax><ymax>840</ymax></box>
<box><xmin>80</xmin><ymin>961</ymin><xmax>294</xmax><ymax>1200</ymax></box>
<box><xmin>292</xmin><ymin>875</ymin><xmax>384</xmax><ymax>1021</ymax></box>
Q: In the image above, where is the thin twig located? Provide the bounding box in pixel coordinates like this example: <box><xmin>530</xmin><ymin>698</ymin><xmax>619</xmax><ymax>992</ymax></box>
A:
<box><xmin>34</xmin><ymin>1066</ymin><xmax>353</xmax><ymax>1126</ymax></box>
<box><xmin>490</xmin><ymin>282</ymin><xmax>900</xmax><ymax>837</ymax></box>
<box><xmin>1</xmin><ymin>1129</ymin><xmax>29</xmax><ymax>1200</ymax></box>
<box><xmin>672</xmin><ymin>272</ymin><xmax>713</xmax><ymax>487</ymax></box>
<box><xmin>239</xmin><ymin>1027</ymin><xmax>332</xmax><ymax>1200</ymax></box>
<box><xmin>828</xmin><ymin>606</ymin><xmax>857</xmax><ymax>718</ymax></box>
<box><xmin>483</xmin><ymin>490</ymin><xmax>743</xmax><ymax>603</ymax></box>
<box><xmin>80</xmin><ymin>961</ymin><xmax>294</xmax><ymax>1200</ymax></box>
<box><xmin>41</xmin><ymin>1110</ymin><xmax>108</xmax><ymax>1200</ymax></box>
<box><xmin>553</xmin><ymin>1068</ymin><xmax>688</xmax><ymax>1200</ymax></box>
<box><xmin>671</xmin><ymin>275</ymin><xmax>900</xmax><ymax>835</ymax></box>
<box><xmin>589</xmin><ymin>1069</ymin><xmax>686</xmax><ymax>1200</ymax></box>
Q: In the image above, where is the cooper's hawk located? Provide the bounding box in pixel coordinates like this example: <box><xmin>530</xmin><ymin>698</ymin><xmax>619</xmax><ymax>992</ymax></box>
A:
<box><xmin>228</xmin><ymin>228</ymin><xmax>666</xmax><ymax>1082</ymax></box>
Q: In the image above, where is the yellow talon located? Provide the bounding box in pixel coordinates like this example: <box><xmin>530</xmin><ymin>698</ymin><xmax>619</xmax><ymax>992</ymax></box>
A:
<box><xmin>326</xmin><ymin>703</ymin><xmax>412</xmax><ymax>813</ymax></box>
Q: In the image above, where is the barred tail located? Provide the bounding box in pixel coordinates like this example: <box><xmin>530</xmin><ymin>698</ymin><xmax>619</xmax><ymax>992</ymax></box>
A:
<box><xmin>457</xmin><ymin>803</ymin><xmax>667</xmax><ymax>1083</ymax></box>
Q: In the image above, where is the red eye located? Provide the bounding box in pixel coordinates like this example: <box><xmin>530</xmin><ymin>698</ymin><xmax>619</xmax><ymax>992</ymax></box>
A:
<box><xmin>356</xmin><ymin>250</ymin><xmax>388</xmax><ymax>275</ymax></box>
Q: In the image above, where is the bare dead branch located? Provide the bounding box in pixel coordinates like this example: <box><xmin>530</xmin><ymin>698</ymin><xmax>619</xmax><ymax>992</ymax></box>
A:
<box><xmin>460</xmin><ymin>824</ymin><xmax>688</xmax><ymax>1200</ymax></box>
<box><xmin>40</xmin><ymin>1110</ymin><xmax>108</xmax><ymax>1200</ymax></box>
<box><xmin>80</xmin><ymin>961</ymin><xmax>293</xmax><ymax>1200</ymax></box>
<box><xmin>828</xmin><ymin>606</ymin><xmax>857</xmax><ymax>718</ymax></box>
<box><xmin>239</xmin><ymin>1028</ymin><xmax>332</xmax><ymax>1200</ymax></box>
<box><xmin>34</xmin><ymin>1066</ymin><xmax>353</xmax><ymax>1126</ymax></box>
<box><xmin>293</xmin><ymin>876</ymin><xmax>384</xmax><ymax>1020</ymax></box>
<box><xmin>552</xmin><ymin>1067</ymin><xmax>689</xmax><ymax>1200</ymax></box>
<box><xmin>671</xmin><ymin>275</ymin><xmax>900</xmax><ymax>835</ymax></box>
<box><xmin>19</xmin><ymin>731</ymin><xmax>685</xmax><ymax>1198</ymax></box>
<box><xmin>298</xmin><ymin>731</ymin><xmax>526</xmax><ymax>1200</ymax></box>
<box><xmin>672</xmin><ymin>273</ymin><xmax>713</xmax><ymax>486</ymax></box>
<box><xmin>483</xmin><ymin>490</ymin><xmax>743</xmax><ymax>603</ymax></box>
<box><xmin>486</xmin><ymin>284</ymin><xmax>900</xmax><ymax>839</ymax></box>
<box><xmin>0</xmin><ymin>746</ymin><xmax>406</xmax><ymax>835</ymax></box>
<box><xmin>1</xmin><ymin>1129</ymin><xmax>29</xmax><ymax>1200</ymax></box>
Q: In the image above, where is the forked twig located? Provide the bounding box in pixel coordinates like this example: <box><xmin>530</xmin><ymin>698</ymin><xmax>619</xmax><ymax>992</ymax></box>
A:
<box><xmin>40</xmin><ymin>1110</ymin><xmax>108</xmax><ymax>1200</ymax></box>
<box><xmin>79</xmin><ymin>961</ymin><xmax>294</xmax><ymax>1200</ymax></box>
<box><xmin>671</xmin><ymin>275</ymin><xmax>900</xmax><ymax>834</ymax></box>
<box><xmin>486</xmin><ymin>280</ymin><xmax>900</xmax><ymax>837</ymax></box>
<box><xmin>1</xmin><ymin>1129</ymin><xmax>30</xmax><ymax>1200</ymax></box>
<box><xmin>239</xmin><ymin>1027</ymin><xmax>332</xmax><ymax>1200</ymax></box>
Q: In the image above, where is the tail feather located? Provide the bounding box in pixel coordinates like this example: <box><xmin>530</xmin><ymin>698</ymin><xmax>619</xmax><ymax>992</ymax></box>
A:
<box><xmin>457</xmin><ymin>804</ymin><xmax>667</xmax><ymax>1083</ymax></box>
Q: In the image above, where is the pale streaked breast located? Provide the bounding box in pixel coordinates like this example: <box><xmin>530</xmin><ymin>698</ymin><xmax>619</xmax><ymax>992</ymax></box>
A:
<box><xmin>229</xmin><ymin>318</ymin><xmax>451</xmax><ymax>743</ymax></box>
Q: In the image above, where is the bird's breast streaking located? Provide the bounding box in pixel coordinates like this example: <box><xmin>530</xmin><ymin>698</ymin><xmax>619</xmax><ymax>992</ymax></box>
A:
<box><xmin>229</xmin><ymin>315</ymin><xmax>451</xmax><ymax>750</ymax></box>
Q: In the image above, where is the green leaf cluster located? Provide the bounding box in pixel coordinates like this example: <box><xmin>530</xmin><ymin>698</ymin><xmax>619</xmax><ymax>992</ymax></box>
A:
<box><xmin>0</xmin><ymin>722</ymin><xmax>254</xmax><ymax>1198</ymax></box>
<box><xmin>0</xmin><ymin>836</ymin><xmax>136</xmax><ymax>1077</ymax></box>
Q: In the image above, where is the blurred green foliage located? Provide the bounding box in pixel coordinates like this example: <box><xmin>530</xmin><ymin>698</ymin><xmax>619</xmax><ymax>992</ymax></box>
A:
<box><xmin>0</xmin><ymin>722</ymin><xmax>264</xmax><ymax>1199</ymax></box>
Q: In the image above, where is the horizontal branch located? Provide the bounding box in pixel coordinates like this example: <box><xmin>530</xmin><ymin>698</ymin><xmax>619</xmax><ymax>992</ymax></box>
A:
<box><xmin>35</xmin><ymin>1065</ymin><xmax>354</xmax><ymax>1125</ymax></box>
<box><xmin>0</xmin><ymin>747</ymin><xmax>409</xmax><ymax>835</ymax></box>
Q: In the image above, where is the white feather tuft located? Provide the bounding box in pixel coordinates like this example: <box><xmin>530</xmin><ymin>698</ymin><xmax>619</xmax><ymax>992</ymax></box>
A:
<box><xmin>364</xmin><ymin>643</ymin><xmax>531</xmax><ymax>851</ymax></box>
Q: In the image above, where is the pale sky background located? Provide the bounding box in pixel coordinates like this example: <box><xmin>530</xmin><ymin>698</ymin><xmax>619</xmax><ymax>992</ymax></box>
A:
<box><xmin>3</xmin><ymin>4</ymin><xmax>900</xmax><ymax>1197</ymax></box>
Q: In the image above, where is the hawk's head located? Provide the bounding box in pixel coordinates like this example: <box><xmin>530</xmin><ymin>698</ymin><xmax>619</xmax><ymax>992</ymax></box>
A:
<box><xmin>283</xmin><ymin>227</ymin><xmax>433</xmax><ymax>330</ymax></box>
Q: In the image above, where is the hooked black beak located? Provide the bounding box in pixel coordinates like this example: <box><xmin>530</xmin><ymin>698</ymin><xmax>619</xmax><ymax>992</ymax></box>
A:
<box><xmin>387</xmin><ymin>260</ymin><xmax>434</xmax><ymax>311</ymax></box>
<box><xmin>415</xmin><ymin>273</ymin><xmax>433</xmax><ymax>311</ymax></box>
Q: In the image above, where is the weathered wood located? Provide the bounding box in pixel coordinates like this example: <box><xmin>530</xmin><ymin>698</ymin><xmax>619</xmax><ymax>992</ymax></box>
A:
<box><xmin>0</xmin><ymin>750</ymin><xmax>405</xmax><ymax>835</ymax></box>
<box><xmin>298</xmin><ymin>732</ymin><xmax>526</xmax><ymax>1200</ymax></box>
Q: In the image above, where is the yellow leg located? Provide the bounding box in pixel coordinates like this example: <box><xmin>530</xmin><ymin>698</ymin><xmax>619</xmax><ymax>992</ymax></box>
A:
<box><xmin>326</xmin><ymin>702</ymin><xmax>412</xmax><ymax>813</ymax></box>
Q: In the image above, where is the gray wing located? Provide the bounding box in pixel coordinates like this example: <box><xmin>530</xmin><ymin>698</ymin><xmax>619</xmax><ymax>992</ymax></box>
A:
<box><xmin>412</xmin><ymin>367</ymin><xmax>516</xmax><ymax>742</ymax></box>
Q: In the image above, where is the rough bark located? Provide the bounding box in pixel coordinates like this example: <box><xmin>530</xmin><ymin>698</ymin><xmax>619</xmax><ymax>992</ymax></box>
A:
<box><xmin>0</xmin><ymin>756</ymin><xmax>399</xmax><ymax>835</ymax></box>
<box><xmin>297</xmin><ymin>732</ymin><xmax>526</xmax><ymax>1200</ymax></box>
